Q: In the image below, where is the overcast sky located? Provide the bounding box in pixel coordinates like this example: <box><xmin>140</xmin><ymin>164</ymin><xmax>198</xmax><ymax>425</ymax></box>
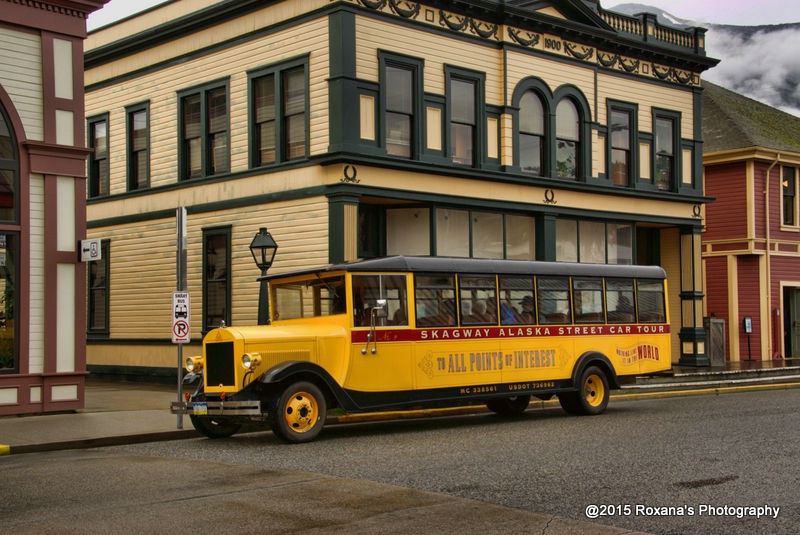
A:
<box><xmin>88</xmin><ymin>0</ymin><xmax>168</xmax><ymax>30</ymax></box>
<box><xmin>607</xmin><ymin>0</ymin><xmax>800</xmax><ymax>26</ymax></box>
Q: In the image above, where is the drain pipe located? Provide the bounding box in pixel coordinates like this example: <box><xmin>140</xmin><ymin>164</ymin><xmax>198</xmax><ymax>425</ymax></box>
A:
<box><xmin>764</xmin><ymin>154</ymin><xmax>781</xmax><ymax>359</ymax></box>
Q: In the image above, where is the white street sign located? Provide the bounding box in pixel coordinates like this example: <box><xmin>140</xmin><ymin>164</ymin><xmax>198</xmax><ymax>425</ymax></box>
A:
<box><xmin>80</xmin><ymin>238</ymin><xmax>102</xmax><ymax>262</ymax></box>
<box><xmin>172</xmin><ymin>292</ymin><xmax>190</xmax><ymax>344</ymax></box>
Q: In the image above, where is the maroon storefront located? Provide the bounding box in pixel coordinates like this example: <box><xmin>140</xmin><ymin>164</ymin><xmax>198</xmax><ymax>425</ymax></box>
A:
<box><xmin>0</xmin><ymin>0</ymin><xmax>108</xmax><ymax>415</ymax></box>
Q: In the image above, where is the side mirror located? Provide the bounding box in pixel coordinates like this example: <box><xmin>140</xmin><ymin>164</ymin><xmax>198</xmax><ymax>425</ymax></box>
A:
<box><xmin>374</xmin><ymin>299</ymin><xmax>388</xmax><ymax>319</ymax></box>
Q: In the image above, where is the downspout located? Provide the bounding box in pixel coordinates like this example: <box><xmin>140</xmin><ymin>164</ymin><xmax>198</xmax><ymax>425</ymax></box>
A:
<box><xmin>765</xmin><ymin>154</ymin><xmax>781</xmax><ymax>359</ymax></box>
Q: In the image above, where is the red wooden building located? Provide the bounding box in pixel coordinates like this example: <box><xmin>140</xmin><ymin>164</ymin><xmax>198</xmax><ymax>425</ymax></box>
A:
<box><xmin>703</xmin><ymin>81</ymin><xmax>800</xmax><ymax>362</ymax></box>
<box><xmin>0</xmin><ymin>0</ymin><xmax>108</xmax><ymax>415</ymax></box>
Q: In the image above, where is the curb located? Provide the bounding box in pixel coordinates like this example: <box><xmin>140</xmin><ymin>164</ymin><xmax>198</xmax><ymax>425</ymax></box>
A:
<box><xmin>7</xmin><ymin>429</ymin><xmax>198</xmax><ymax>455</ymax></box>
<box><xmin>616</xmin><ymin>380</ymin><xmax>800</xmax><ymax>400</ymax></box>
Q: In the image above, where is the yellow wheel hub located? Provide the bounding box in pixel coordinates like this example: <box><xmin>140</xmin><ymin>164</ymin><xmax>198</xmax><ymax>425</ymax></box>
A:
<box><xmin>583</xmin><ymin>374</ymin><xmax>605</xmax><ymax>407</ymax></box>
<box><xmin>283</xmin><ymin>391</ymin><xmax>319</xmax><ymax>433</ymax></box>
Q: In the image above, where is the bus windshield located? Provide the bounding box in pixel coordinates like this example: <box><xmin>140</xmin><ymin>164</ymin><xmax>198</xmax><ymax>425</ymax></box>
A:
<box><xmin>271</xmin><ymin>275</ymin><xmax>346</xmax><ymax>320</ymax></box>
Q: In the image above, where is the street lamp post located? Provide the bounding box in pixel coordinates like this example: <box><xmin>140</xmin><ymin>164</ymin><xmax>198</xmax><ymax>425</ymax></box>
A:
<box><xmin>249</xmin><ymin>227</ymin><xmax>278</xmax><ymax>325</ymax></box>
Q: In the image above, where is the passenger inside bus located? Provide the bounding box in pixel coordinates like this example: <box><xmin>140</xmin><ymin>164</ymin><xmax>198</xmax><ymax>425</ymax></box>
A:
<box><xmin>519</xmin><ymin>296</ymin><xmax>535</xmax><ymax>323</ymax></box>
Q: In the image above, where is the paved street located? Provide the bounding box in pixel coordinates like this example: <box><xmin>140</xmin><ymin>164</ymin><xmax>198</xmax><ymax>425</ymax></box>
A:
<box><xmin>3</xmin><ymin>388</ymin><xmax>796</xmax><ymax>534</ymax></box>
<box><xmin>120</xmin><ymin>389</ymin><xmax>800</xmax><ymax>534</ymax></box>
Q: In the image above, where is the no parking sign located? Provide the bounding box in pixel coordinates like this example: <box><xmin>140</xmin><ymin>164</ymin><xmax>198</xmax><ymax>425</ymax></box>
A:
<box><xmin>172</xmin><ymin>292</ymin><xmax>190</xmax><ymax>344</ymax></box>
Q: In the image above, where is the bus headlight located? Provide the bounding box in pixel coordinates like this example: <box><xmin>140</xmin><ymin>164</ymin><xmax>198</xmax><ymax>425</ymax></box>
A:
<box><xmin>185</xmin><ymin>356</ymin><xmax>203</xmax><ymax>372</ymax></box>
<box><xmin>242</xmin><ymin>353</ymin><xmax>261</xmax><ymax>369</ymax></box>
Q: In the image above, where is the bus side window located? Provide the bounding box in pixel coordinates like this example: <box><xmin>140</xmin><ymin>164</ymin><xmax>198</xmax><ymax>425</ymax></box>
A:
<box><xmin>637</xmin><ymin>279</ymin><xmax>666</xmax><ymax>323</ymax></box>
<box><xmin>499</xmin><ymin>276</ymin><xmax>533</xmax><ymax>325</ymax></box>
<box><xmin>415</xmin><ymin>274</ymin><xmax>456</xmax><ymax>327</ymax></box>
<box><xmin>352</xmin><ymin>274</ymin><xmax>409</xmax><ymax>327</ymax></box>
<box><xmin>537</xmin><ymin>277</ymin><xmax>571</xmax><ymax>324</ymax></box>
<box><xmin>384</xmin><ymin>275</ymin><xmax>408</xmax><ymax>326</ymax></box>
<box><xmin>459</xmin><ymin>275</ymin><xmax>497</xmax><ymax>326</ymax></box>
<box><xmin>573</xmin><ymin>278</ymin><xmax>604</xmax><ymax>323</ymax></box>
<box><xmin>352</xmin><ymin>275</ymin><xmax>378</xmax><ymax>326</ymax></box>
<box><xmin>606</xmin><ymin>278</ymin><xmax>635</xmax><ymax>323</ymax></box>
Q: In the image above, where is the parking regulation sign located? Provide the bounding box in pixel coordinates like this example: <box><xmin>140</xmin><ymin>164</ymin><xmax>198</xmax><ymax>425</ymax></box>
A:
<box><xmin>172</xmin><ymin>292</ymin><xmax>191</xmax><ymax>344</ymax></box>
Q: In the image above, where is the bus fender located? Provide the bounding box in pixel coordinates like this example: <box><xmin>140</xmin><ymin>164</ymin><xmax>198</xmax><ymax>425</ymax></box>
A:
<box><xmin>256</xmin><ymin>361</ymin><xmax>356</xmax><ymax>410</ymax></box>
<box><xmin>571</xmin><ymin>352</ymin><xmax>620</xmax><ymax>390</ymax></box>
<box><xmin>182</xmin><ymin>370</ymin><xmax>202</xmax><ymax>385</ymax></box>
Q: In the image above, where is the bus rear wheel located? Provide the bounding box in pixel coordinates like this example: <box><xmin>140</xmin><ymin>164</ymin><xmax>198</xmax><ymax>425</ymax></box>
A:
<box><xmin>558</xmin><ymin>366</ymin><xmax>609</xmax><ymax>416</ymax></box>
<box><xmin>270</xmin><ymin>381</ymin><xmax>327</xmax><ymax>443</ymax></box>
<box><xmin>486</xmin><ymin>395</ymin><xmax>531</xmax><ymax>416</ymax></box>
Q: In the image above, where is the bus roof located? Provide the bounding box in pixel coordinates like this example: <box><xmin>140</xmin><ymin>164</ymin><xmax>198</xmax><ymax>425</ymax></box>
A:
<box><xmin>264</xmin><ymin>256</ymin><xmax>666</xmax><ymax>281</ymax></box>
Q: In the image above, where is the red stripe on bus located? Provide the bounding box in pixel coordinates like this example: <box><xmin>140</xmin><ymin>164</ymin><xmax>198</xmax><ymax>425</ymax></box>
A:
<box><xmin>351</xmin><ymin>324</ymin><xmax>670</xmax><ymax>343</ymax></box>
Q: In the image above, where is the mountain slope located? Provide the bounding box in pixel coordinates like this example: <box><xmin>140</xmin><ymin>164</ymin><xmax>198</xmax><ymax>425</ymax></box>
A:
<box><xmin>608</xmin><ymin>3</ymin><xmax>800</xmax><ymax>116</ymax></box>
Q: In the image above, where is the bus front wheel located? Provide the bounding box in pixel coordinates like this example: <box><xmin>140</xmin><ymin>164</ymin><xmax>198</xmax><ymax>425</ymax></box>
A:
<box><xmin>558</xmin><ymin>366</ymin><xmax>609</xmax><ymax>416</ymax></box>
<box><xmin>189</xmin><ymin>415</ymin><xmax>241</xmax><ymax>438</ymax></box>
<box><xmin>189</xmin><ymin>393</ymin><xmax>241</xmax><ymax>438</ymax></box>
<box><xmin>270</xmin><ymin>381</ymin><xmax>327</xmax><ymax>443</ymax></box>
<box><xmin>486</xmin><ymin>395</ymin><xmax>531</xmax><ymax>416</ymax></box>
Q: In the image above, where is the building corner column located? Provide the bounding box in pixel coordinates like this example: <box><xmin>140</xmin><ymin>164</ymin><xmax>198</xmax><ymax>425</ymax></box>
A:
<box><xmin>678</xmin><ymin>225</ymin><xmax>709</xmax><ymax>366</ymax></box>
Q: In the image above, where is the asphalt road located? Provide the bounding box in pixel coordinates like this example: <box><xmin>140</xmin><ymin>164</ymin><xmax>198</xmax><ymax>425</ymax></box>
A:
<box><xmin>3</xmin><ymin>388</ymin><xmax>798</xmax><ymax>534</ymax></box>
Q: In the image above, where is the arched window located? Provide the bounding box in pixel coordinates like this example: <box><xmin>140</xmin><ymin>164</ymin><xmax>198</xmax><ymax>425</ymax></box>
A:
<box><xmin>0</xmin><ymin>106</ymin><xmax>17</xmax><ymax>222</ymax></box>
<box><xmin>519</xmin><ymin>90</ymin><xmax>545</xmax><ymax>175</ymax></box>
<box><xmin>555</xmin><ymin>98</ymin><xmax>580</xmax><ymax>179</ymax></box>
<box><xmin>0</xmin><ymin>103</ymin><xmax>18</xmax><ymax>373</ymax></box>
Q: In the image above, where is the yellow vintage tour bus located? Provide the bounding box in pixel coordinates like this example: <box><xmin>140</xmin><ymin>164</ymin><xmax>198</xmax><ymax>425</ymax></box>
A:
<box><xmin>172</xmin><ymin>256</ymin><xmax>671</xmax><ymax>443</ymax></box>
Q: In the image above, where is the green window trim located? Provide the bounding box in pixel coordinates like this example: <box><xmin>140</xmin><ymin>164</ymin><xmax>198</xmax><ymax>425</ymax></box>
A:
<box><xmin>445</xmin><ymin>65</ymin><xmax>485</xmax><ymax>169</ymax></box>
<box><xmin>87</xmin><ymin>240</ymin><xmax>110</xmax><ymax>337</ymax></box>
<box><xmin>126</xmin><ymin>102</ymin><xmax>150</xmax><ymax>192</ymax></box>
<box><xmin>607</xmin><ymin>100</ymin><xmax>638</xmax><ymax>188</ymax></box>
<box><xmin>178</xmin><ymin>79</ymin><xmax>231</xmax><ymax>181</ymax></box>
<box><xmin>87</xmin><ymin>113</ymin><xmax>110</xmax><ymax>198</ymax></box>
<box><xmin>203</xmin><ymin>226</ymin><xmax>232</xmax><ymax>333</ymax></box>
<box><xmin>248</xmin><ymin>55</ymin><xmax>309</xmax><ymax>168</ymax></box>
<box><xmin>379</xmin><ymin>51</ymin><xmax>424</xmax><ymax>160</ymax></box>
<box><xmin>652</xmin><ymin>108</ymin><xmax>682</xmax><ymax>192</ymax></box>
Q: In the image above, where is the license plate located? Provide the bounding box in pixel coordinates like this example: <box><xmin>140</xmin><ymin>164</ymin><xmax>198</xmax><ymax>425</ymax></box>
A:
<box><xmin>193</xmin><ymin>402</ymin><xmax>208</xmax><ymax>415</ymax></box>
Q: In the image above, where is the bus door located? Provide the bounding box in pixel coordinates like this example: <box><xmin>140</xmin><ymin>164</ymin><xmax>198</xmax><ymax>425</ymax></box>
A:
<box><xmin>347</xmin><ymin>274</ymin><xmax>414</xmax><ymax>392</ymax></box>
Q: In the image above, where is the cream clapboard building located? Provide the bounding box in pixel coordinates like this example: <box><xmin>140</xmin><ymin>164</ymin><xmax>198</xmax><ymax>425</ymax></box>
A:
<box><xmin>84</xmin><ymin>0</ymin><xmax>718</xmax><ymax>378</ymax></box>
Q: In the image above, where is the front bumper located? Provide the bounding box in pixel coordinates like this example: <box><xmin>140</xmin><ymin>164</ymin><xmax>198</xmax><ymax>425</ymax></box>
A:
<box><xmin>170</xmin><ymin>400</ymin><xmax>262</xmax><ymax>416</ymax></box>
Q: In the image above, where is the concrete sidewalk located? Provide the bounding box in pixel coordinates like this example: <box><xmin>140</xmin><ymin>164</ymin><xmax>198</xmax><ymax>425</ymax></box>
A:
<box><xmin>0</xmin><ymin>381</ymin><xmax>194</xmax><ymax>455</ymax></box>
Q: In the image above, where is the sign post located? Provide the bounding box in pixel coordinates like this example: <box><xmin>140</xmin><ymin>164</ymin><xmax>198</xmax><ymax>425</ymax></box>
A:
<box><xmin>174</xmin><ymin>207</ymin><xmax>188</xmax><ymax>429</ymax></box>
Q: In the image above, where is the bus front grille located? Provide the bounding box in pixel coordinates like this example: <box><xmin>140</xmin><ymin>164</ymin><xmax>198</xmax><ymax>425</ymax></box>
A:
<box><xmin>205</xmin><ymin>341</ymin><xmax>235</xmax><ymax>387</ymax></box>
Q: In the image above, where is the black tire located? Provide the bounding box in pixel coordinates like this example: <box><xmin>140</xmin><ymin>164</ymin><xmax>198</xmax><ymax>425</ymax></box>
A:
<box><xmin>557</xmin><ymin>392</ymin><xmax>582</xmax><ymax>415</ymax></box>
<box><xmin>270</xmin><ymin>381</ymin><xmax>327</xmax><ymax>443</ymax></box>
<box><xmin>189</xmin><ymin>414</ymin><xmax>241</xmax><ymax>438</ymax></box>
<box><xmin>486</xmin><ymin>395</ymin><xmax>531</xmax><ymax>416</ymax></box>
<box><xmin>558</xmin><ymin>365</ymin><xmax>609</xmax><ymax>416</ymax></box>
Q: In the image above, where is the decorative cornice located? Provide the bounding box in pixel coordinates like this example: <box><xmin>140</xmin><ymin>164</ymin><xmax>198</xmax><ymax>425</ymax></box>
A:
<box><xmin>3</xmin><ymin>0</ymin><xmax>108</xmax><ymax>20</ymax></box>
<box><xmin>24</xmin><ymin>140</ymin><xmax>92</xmax><ymax>177</ymax></box>
<box><xmin>350</xmin><ymin>0</ymin><xmax>706</xmax><ymax>86</ymax></box>
<box><xmin>85</xmin><ymin>0</ymin><xmax>711</xmax><ymax>88</ymax></box>
<box><xmin>703</xmin><ymin>147</ymin><xmax>800</xmax><ymax>166</ymax></box>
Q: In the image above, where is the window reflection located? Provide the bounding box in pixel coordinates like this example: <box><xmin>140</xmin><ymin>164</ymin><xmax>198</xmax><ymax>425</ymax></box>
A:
<box><xmin>0</xmin><ymin>233</ymin><xmax>17</xmax><ymax>372</ymax></box>
<box><xmin>556</xmin><ymin>99</ymin><xmax>579</xmax><ymax>179</ymax></box>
